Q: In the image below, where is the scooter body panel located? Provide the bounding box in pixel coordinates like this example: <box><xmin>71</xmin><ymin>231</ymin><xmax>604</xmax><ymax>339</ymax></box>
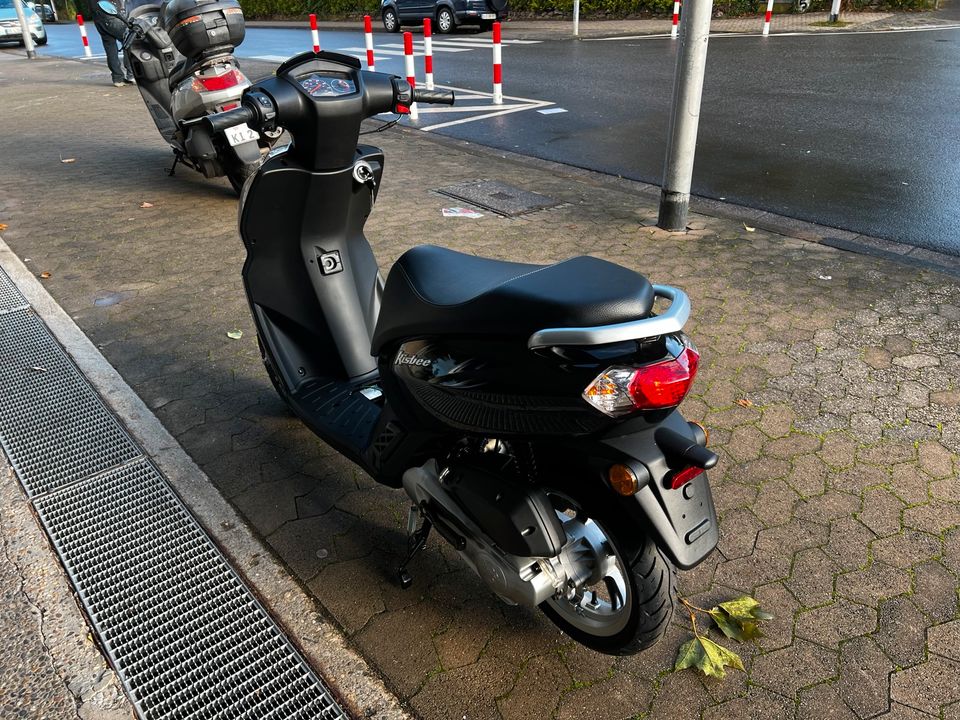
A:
<box><xmin>239</xmin><ymin>146</ymin><xmax>385</xmax><ymax>388</ymax></box>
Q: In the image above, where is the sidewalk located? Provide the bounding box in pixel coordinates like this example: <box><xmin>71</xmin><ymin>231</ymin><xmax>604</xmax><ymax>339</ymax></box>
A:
<box><xmin>0</xmin><ymin>50</ymin><xmax>958</xmax><ymax>720</ymax></box>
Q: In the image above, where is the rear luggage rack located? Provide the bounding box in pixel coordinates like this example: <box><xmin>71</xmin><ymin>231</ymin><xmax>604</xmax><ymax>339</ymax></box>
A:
<box><xmin>527</xmin><ymin>285</ymin><xmax>690</xmax><ymax>348</ymax></box>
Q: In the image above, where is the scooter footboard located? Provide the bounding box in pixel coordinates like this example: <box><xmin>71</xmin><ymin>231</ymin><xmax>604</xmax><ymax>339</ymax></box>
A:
<box><xmin>597</xmin><ymin>412</ymin><xmax>719</xmax><ymax>570</ymax></box>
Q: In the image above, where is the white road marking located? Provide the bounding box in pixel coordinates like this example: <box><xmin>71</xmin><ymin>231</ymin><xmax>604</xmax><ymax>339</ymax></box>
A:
<box><xmin>414</xmin><ymin>103</ymin><xmax>532</xmax><ymax>113</ymax></box>
<box><xmin>538</xmin><ymin>107</ymin><xmax>567</xmax><ymax>114</ymax></box>
<box><xmin>379</xmin><ymin>42</ymin><xmax>472</xmax><ymax>53</ymax></box>
<box><xmin>415</xmin><ymin>84</ymin><xmax>553</xmax><ymax>131</ymax></box>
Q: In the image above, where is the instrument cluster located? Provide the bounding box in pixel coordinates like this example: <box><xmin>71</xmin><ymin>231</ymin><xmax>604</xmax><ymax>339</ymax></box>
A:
<box><xmin>298</xmin><ymin>73</ymin><xmax>356</xmax><ymax>98</ymax></box>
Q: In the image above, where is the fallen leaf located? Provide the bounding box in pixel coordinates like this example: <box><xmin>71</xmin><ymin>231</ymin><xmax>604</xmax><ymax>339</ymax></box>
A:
<box><xmin>674</xmin><ymin>635</ymin><xmax>745</xmax><ymax>678</ymax></box>
<box><xmin>139</xmin><ymin>201</ymin><xmax>154</xmax><ymax>209</ymax></box>
<box><xmin>60</xmin><ymin>157</ymin><xmax>76</xmax><ymax>164</ymax></box>
<box><xmin>743</xmin><ymin>223</ymin><xmax>756</xmax><ymax>232</ymax></box>
<box><xmin>226</xmin><ymin>329</ymin><xmax>243</xmax><ymax>340</ymax></box>
<box><xmin>39</xmin><ymin>271</ymin><xmax>51</xmax><ymax>279</ymax></box>
<box><xmin>708</xmin><ymin>607</ymin><xmax>763</xmax><ymax>642</ymax></box>
<box><xmin>736</xmin><ymin>398</ymin><xmax>753</xmax><ymax>408</ymax></box>
<box><xmin>718</xmin><ymin>596</ymin><xmax>775</xmax><ymax>622</ymax></box>
<box><xmin>0</xmin><ymin>223</ymin><xmax>7</xmax><ymax>232</ymax></box>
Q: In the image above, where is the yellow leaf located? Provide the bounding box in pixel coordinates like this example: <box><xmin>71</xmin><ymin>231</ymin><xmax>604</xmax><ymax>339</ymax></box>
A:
<box><xmin>226</xmin><ymin>330</ymin><xmax>243</xmax><ymax>340</ymax></box>
<box><xmin>736</xmin><ymin>398</ymin><xmax>753</xmax><ymax>408</ymax></box>
<box><xmin>139</xmin><ymin>201</ymin><xmax>154</xmax><ymax>208</ymax></box>
<box><xmin>39</xmin><ymin>271</ymin><xmax>51</xmax><ymax>279</ymax></box>
<box><xmin>743</xmin><ymin>223</ymin><xmax>756</xmax><ymax>232</ymax></box>
<box><xmin>0</xmin><ymin>223</ymin><xmax>7</xmax><ymax>232</ymax></box>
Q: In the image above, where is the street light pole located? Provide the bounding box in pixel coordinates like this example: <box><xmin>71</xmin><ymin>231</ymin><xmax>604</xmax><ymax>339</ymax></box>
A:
<box><xmin>657</xmin><ymin>0</ymin><xmax>714</xmax><ymax>231</ymax></box>
<box><xmin>829</xmin><ymin>0</ymin><xmax>841</xmax><ymax>22</ymax></box>
<box><xmin>13</xmin><ymin>0</ymin><xmax>36</xmax><ymax>59</ymax></box>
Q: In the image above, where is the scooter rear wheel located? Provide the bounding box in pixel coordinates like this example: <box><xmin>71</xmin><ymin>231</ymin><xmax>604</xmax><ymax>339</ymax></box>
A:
<box><xmin>539</xmin><ymin>489</ymin><xmax>676</xmax><ymax>655</ymax></box>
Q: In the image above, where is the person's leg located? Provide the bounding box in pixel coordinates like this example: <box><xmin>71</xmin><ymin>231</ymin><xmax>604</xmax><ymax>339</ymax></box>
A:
<box><xmin>96</xmin><ymin>26</ymin><xmax>125</xmax><ymax>84</ymax></box>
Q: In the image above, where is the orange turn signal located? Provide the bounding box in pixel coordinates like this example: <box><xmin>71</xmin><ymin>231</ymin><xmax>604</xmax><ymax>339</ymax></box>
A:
<box><xmin>609</xmin><ymin>464</ymin><xmax>639</xmax><ymax>496</ymax></box>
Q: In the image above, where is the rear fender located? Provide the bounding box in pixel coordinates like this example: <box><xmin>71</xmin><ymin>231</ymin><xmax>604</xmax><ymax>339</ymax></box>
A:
<box><xmin>599</xmin><ymin>411</ymin><xmax>718</xmax><ymax>570</ymax></box>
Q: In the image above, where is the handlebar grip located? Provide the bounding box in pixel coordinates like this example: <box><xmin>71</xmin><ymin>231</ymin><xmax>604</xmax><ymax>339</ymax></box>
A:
<box><xmin>411</xmin><ymin>88</ymin><xmax>455</xmax><ymax>105</ymax></box>
<box><xmin>205</xmin><ymin>106</ymin><xmax>256</xmax><ymax>134</ymax></box>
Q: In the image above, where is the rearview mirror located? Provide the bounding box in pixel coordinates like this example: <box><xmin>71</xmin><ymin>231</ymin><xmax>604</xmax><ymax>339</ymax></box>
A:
<box><xmin>98</xmin><ymin>0</ymin><xmax>120</xmax><ymax>15</ymax></box>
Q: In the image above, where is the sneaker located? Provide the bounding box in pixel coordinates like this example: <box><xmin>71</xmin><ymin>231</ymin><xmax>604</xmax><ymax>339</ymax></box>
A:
<box><xmin>123</xmin><ymin>77</ymin><xmax>136</xmax><ymax>85</ymax></box>
<box><xmin>113</xmin><ymin>81</ymin><xmax>126</xmax><ymax>87</ymax></box>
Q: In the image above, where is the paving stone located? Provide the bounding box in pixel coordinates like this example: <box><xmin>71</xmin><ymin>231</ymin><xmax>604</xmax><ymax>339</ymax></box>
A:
<box><xmin>825</xmin><ymin>517</ymin><xmax>877</xmax><ymax>572</ymax></box>
<box><xmin>872</xmin><ymin>531</ymin><xmax>942</xmax><ymax>570</ymax></box>
<box><xmin>554</xmin><ymin>671</ymin><xmax>653</xmax><ymax>720</ymax></box>
<box><xmin>232</xmin><ymin>474</ymin><xmax>317</xmax><ymax>536</ymax></box>
<box><xmin>701</xmin><ymin>686</ymin><xmax>793</xmax><ymax>720</ymax></box>
<box><xmin>833</xmin><ymin>464</ymin><xmax>890</xmax><ymax>495</ymax></box>
<box><xmin>714</xmin><ymin>552</ymin><xmax>792</xmax><ymax>594</ymax></box>
<box><xmin>890</xmin><ymin>656</ymin><xmax>960</xmax><ymax>716</ymax></box>
<box><xmin>795</xmin><ymin>599</ymin><xmax>877</xmax><ymax>649</ymax></box>
<box><xmin>786</xmin><ymin>453</ymin><xmax>830</xmax><ymax>497</ymax></box>
<box><xmin>799</xmin><ymin>681</ymin><xmax>859</xmax><ymax>720</ymax></box>
<box><xmin>871</xmin><ymin>703</ymin><xmax>939</xmax><ymax>720</ymax></box>
<box><xmin>410</xmin><ymin>654</ymin><xmax>515</xmax><ymax>720</ymax></box>
<box><xmin>787</xmin><ymin>548</ymin><xmax>840</xmax><ymax>607</ymax></box>
<box><xmin>795</xmin><ymin>491</ymin><xmax>862</xmax><ymax>524</ymax></box>
<box><xmin>835</xmin><ymin>561</ymin><xmax>912</xmax><ymax>608</ymax></box>
<box><xmin>927</xmin><ymin>619</ymin><xmax>960</xmax><ymax>661</ymax></box>
<box><xmin>265</xmin><ymin>509</ymin><xmax>357</xmax><ymax>581</ymax></box>
<box><xmin>497</xmin><ymin>652</ymin><xmax>570</xmax><ymax>720</ymax></box>
<box><xmin>754</xmin><ymin>581</ymin><xmax>800</xmax><ymax>653</ymax></box>
<box><xmin>837</xmin><ymin>636</ymin><xmax>893</xmax><ymax>719</ymax></box>
<box><xmin>764</xmin><ymin>433</ymin><xmax>822</xmax><ymax>460</ymax></box>
<box><xmin>911</xmin><ymin>561</ymin><xmax>960</xmax><ymax>623</ymax></box>
<box><xmin>889</xmin><ymin>465</ymin><xmax>934</xmax><ymax>505</ymax></box>
<box><xmin>759</xmin><ymin>405</ymin><xmax>796</xmax><ymax>438</ymax></box>
<box><xmin>717</xmin><ymin>508</ymin><xmax>762</xmax><ymax>560</ymax></box>
<box><xmin>726</xmin><ymin>426</ymin><xmax>767</xmax><ymax>463</ymax></box>
<box><xmin>751</xmin><ymin>638</ymin><xmax>837</xmax><ymax>699</ymax></box>
<box><xmin>903</xmin><ymin>501</ymin><xmax>960</xmax><ymax>535</ymax></box>
<box><xmin>944</xmin><ymin>527</ymin><xmax>960</xmax><ymax>576</ymax></box>
<box><xmin>645</xmin><ymin>667</ymin><xmax>711</xmax><ymax>720</ymax></box>
<box><xmin>356</xmin><ymin>602</ymin><xmax>446</xmax><ymax>698</ymax></box>
<box><xmin>857</xmin><ymin>488</ymin><xmax>906</xmax><ymax>538</ymax></box>
<box><xmin>753</xmin><ymin>478</ymin><xmax>802</xmax><ymax>526</ymax></box>
<box><xmin>872</xmin><ymin>597</ymin><xmax>929</xmax><ymax>669</ymax></box>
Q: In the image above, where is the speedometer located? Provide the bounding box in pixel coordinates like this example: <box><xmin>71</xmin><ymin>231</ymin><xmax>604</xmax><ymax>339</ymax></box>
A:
<box><xmin>300</xmin><ymin>75</ymin><xmax>322</xmax><ymax>94</ymax></box>
<box><xmin>331</xmin><ymin>79</ymin><xmax>352</xmax><ymax>94</ymax></box>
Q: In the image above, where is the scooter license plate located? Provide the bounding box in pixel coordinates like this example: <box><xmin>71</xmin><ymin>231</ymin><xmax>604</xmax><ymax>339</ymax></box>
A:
<box><xmin>481</xmin><ymin>13</ymin><xmax>496</xmax><ymax>18</ymax></box>
<box><xmin>224</xmin><ymin>123</ymin><xmax>260</xmax><ymax>147</ymax></box>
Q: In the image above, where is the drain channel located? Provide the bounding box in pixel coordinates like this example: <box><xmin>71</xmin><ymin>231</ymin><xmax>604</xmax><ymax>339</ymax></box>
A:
<box><xmin>0</xmin><ymin>264</ymin><xmax>349</xmax><ymax>720</ymax></box>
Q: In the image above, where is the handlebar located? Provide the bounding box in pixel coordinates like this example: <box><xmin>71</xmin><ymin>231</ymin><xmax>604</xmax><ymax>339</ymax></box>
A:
<box><xmin>204</xmin><ymin>105</ymin><xmax>256</xmax><ymax>134</ymax></box>
<box><xmin>411</xmin><ymin>88</ymin><xmax>455</xmax><ymax>105</ymax></box>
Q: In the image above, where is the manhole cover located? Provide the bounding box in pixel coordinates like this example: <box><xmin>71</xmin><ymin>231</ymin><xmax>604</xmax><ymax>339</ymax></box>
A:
<box><xmin>437</xmin><ymin>180</ymin><xmax>557</xmax><ymax>217</ymax></box>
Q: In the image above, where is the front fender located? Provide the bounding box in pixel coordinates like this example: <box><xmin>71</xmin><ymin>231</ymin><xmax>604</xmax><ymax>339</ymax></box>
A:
<box><xmin>601</xmin><ymin>411</ymin><xmax>718</xmax><ymax>570</ymax></box>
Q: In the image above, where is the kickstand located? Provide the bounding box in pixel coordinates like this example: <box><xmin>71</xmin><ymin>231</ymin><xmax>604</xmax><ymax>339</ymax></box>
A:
<box><xmin>397</xmin><ymin>506</ymin><xmax>432</xmax><ymax>589</ymax></box>
<box><xmin>167</xmin><ymin>153</ymin><xmax>181</xmax><ymax>177</ymax></box>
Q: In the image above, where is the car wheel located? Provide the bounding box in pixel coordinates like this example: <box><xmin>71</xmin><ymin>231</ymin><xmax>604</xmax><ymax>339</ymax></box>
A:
<box><xmin>479</xmin><ymin>19</ymin><xmax>493</xmax><ymax>32</ymax></box>
<box><xmin>436</xmin><ymin>6</ymin><xmax>455</xmax><ymax>33</ymax></box>
<box><xmin>382</xmin><ymin>7</ymin><xmax>400</xmax><ymax>32</ymax></box>
<box><xmin>35</xmin><ymin>33</ymin><xmax>47</xmax><ymax>46</ymax></box>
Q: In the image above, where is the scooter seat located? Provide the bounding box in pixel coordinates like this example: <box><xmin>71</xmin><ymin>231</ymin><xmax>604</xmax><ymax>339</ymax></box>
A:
<box><xmin>371</xmin><ymin>245</ymin><xmax>655</xmax><ymax>353</ymax></box>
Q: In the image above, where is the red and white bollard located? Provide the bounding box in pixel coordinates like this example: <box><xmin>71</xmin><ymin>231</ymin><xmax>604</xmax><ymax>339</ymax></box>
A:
<box><xmin>762</xmin><ymin>0</ymin><xmax>774</xmax><ymax>35</ymax></box>
<box><xmin>364</xmin><ymin>15</ymin><xmax>376</xmax><ymax>71</ymax></box>
<box><xmin>403</xmin><ymin>31</ymin><xmax>418</xmax><ymax>120</ymax></box>
<box><xmin>309</xmin><ymin>13</ymin><xmax>320</xmax><ymax>53</ymax></box>
<box><xmin>77</xmin><ymin>14</ymin><xmax>92</xmax><ymax>57</ymax></box>
<box><xmin>423</xmin><ymin>18</ymin><xmax>434</xmax><ymax>90</ymax></box>
<box><xmin>492</xmin><ymin>21</ymin><xmax>502</xmax><ymax>105</ymax></box>
<box><xmin>671</xmin><ymin>0</ymin><xmax>681</xmax><ymax>39</ymax></box>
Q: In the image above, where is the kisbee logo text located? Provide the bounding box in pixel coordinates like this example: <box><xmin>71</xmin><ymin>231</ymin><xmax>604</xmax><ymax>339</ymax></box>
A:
<box><xmin>395</xmin><ymin>349</ymin><xmax>432</xmax><ymax>368</ymax></box>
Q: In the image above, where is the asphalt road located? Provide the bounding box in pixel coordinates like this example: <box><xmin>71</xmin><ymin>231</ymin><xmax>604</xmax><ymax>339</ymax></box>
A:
<box><xmin>38</xmin><ymin>22</ymin><xmax>960</xmax><ymax>255</ymax></box>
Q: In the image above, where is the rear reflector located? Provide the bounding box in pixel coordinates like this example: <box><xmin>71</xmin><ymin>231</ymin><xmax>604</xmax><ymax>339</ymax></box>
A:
<box><xmin>195</xmin><ymin>68</ymin><xmax>245</xmax><ymax>92</ymax></box>
<box><xmin>582</xmin><ymin>344</ymin><xmax>700</xmax><ymax>417</ymax></box>
<box><xmin>669</xmin><ymin>465</ymin><xmax>704</xmax><ymax>490</ymax></box>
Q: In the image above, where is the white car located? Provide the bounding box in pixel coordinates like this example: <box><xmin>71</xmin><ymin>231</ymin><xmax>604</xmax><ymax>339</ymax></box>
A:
<box><xmin>0</xmin><ymin>0</ymin><xmax>48</xmax><ymax>46</ymax></box>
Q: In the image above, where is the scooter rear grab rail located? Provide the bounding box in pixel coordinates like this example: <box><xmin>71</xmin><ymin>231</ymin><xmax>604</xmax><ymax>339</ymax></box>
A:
<box><xmin>526</xmin><ymin>284</ymin><xmax>690</xmax><ymax>348</ymax></box>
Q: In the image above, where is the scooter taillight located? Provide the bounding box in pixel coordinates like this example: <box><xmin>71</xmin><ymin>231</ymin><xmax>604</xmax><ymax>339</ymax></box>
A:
<box><xmin>582</xmin><ymin>345</ymin><xmax>699</xmax><ymax>417</ymax></box>
<box><xmin>192</xmin><ymin>69</ymin><xmax>245</xmax><ymax>93</ymax></box>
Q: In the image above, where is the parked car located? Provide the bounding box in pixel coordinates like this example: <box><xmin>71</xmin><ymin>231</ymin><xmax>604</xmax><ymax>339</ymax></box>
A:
<box><xmin>0</xmin><ymin>0</ymin><xmax>47</xmax><ymax>45</ymax></box>
<box><xmin>381</xmin><ymin>0</ymin><xmax>507</xmax><ymax>34</ymax></box>
<box><xmin>25</xmin><ymin>1</ymin><xmax>54</xmax><ymax>21</ymax></box>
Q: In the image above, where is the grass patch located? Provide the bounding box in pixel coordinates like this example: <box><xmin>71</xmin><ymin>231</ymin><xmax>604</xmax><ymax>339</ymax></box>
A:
<box><xmin>809</xmin><ymin>19</ymin><xmax>854</xmax><ymax>26</ymax></box>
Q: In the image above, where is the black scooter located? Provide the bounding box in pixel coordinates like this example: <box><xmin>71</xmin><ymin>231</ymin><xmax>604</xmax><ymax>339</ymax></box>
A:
<box><xmin>201</xmin><ymin>51</ymin><xmax>719</xmax><ymax>655</ymax></box>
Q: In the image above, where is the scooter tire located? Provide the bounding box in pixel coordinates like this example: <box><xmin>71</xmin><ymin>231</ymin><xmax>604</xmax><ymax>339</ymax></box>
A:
<box><xmin>538</xmin><ymin>489</ymin><xmax>676</xmax><ymax>655</ymax></box>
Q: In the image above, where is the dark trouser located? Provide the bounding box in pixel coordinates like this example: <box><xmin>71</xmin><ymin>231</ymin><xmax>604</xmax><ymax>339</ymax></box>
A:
<box><xmin>95</xmin><ymin>24</ymin><xmax>126</xmax><ymax>83</ymax></box>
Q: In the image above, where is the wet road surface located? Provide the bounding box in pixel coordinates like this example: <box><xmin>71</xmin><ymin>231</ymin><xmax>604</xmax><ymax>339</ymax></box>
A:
<box><xmin>37</xmin><ymin>22</ymin><xmax>960</xmax><ymax>255</ymax></box>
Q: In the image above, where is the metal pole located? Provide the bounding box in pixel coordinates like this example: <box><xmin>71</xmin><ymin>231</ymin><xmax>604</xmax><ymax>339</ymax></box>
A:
<box><xmin>13</xmin><ymin>0</ymin><xmax>36</xmax><ymax>59</ymax></box>
<box><xmin>657</xmin><ymin>0</ymin><xmax>713</xmax><ymax>231</ymax></box>
<box><xmin>573</xmin><ymin>0</ymin><xmax>580</xmax><ymax>37</ymax></box>
<box><xmin>829</xmin><ymin>0</ymin><xmax>841</xmax><ymax>22</ymax></box>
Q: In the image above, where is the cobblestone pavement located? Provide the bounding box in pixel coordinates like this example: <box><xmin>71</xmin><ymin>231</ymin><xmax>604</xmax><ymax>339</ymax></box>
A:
<box><xmin>1</xmin><ymin>52</ymin><xmax>958</xmax><ymax>720</ymax></box>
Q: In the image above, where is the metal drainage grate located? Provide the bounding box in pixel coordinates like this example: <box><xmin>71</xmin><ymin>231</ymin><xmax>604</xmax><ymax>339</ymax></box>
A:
<box><xmin>0</xmin><ymin>308</ymin><xmax>140</xmax><ymax>496</ymax></box>
<box><xmin>0</xmin><ymin>266</ymin><xmax>29</xmax><ymax>312</ymax></box>
<box><xmin>436</xmin><ymin>179</ymin><xmax>558</xmax><ymax>217</ymax></box>
<box><xmin>34</xmin><ymin>459</ymin><xmax>347</xmax><ymax>720</ymax></box>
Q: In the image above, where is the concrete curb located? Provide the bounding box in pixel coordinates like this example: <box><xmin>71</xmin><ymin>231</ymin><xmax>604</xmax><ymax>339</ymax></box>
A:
<box><xmin>401</xmin><ymin>126</ymin><xmax>960</xmax><ymax>277</ymax></box>
<box><xmin>0</xmin><ymin>237</ymin><xmax>412</xmax><ymax>720</ymax></box>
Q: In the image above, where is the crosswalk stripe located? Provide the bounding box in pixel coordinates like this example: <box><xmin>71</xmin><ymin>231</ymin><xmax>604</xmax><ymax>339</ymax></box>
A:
<box><xmin>340</xmin><ymin>46</ymin><xmax>423</xmax><ymax>56</ymax></box>
<box><xmin>379</xmin><ymin>43</ymin><xmax>472</xmax><ymax>53</ymax></box>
